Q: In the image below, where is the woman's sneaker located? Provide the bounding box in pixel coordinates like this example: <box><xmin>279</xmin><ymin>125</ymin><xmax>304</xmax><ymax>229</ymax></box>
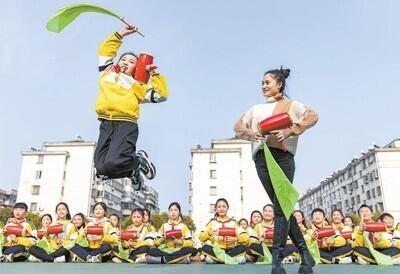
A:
<box><xmin>136</xmin><ymin>150</ymin><xmax>156</xmax><ymax>180</ymax></box>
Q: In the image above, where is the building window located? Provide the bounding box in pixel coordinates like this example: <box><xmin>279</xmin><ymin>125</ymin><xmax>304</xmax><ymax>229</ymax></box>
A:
<box><xmin>374</xmin><ymin>170</ymin><xmax>379</xmax><ymax>179</ymax></box>
<box><xmin>210</xmin><ymin>170</ymin><xmax>217</xmax><ymax>179</ymax></box>
<box><xmin>347</xmin><ymin>169</ymin><xmax>352</xmax><ymax>179</ymax></box>
<box><xmin>372</xmin><ymin>188</ymin><xmax>376</xmax><ymax>198</ymax></box>
<box><xmin>376</xmin><ymin>186</ymin><xmax>381</xmax><ymax>196</ymax></box>
<box><xmin>31</xmin><ymin>185</ymin><xmax>40</xmax><ymax>195</ymax></box>
<box><xmin>378</xmin><ymin>202</ymin><xmax>384</xmax><ymax>211</ymax></box>
<box><xmin>188</xmin><ymin>196</ymin><xmax>192</xmax><ymax>204</ymax></box>
<box><xmin>356</xmin><ymin>195</ymin><xmax>361</xmax><ymax>204</ymax></box>
<box><xmin>35</xmin><ymin>170</ymin><xmax>42</xmax><ymax>179</ymax></box>
<box><xmin>366</xmin><ymin>190</ymin><xmax>371</xmax><ymax>199</ymax></box>
<box><xmin>30</xmin><ymin>203</ymin><xmax>38</xmax><ymax>211</ymax></box>
<box><xmin>209</xmin><ymin>204</ymin><xmax>215</xmax><ymax>213</ymax></box>
<box><xmin>361</xmin><ymin>185</ymin><xmax>365</xmax><ymax>193</ymax></box>
<box><xmin>351</xmin><ymin>197</ymin><xmax>355</xmax><ymax>205</ymax></box>
<box><xmin>37</xmin><ymin>155</ymin><xmax>44</xmax><ymax>164</ymax></box>
<box><xmin>209</xmin><ymin>153</ymin><xmax>216</xmax><ymax>163</ymax></box>
<box><xmin>368</xmin><ymin>155</ymin><xmax>374</xmax><ymax>164</ymax></box>
<box><xmin>353</xmin><ymin>181</ymin><xmax>358</xmax><ymax>189</ymax></box>
<box><xmin>345</xmin><ymin>200</ymin><xmax>349</xmax><ymax>207</ymax></box>
<box><xmin>210</xmin><ymin>186</ymin><xmax>217</xmax><ymax>196</ymax></box>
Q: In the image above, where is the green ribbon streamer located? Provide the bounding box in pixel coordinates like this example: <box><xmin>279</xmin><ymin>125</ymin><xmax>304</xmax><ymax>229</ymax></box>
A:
<box><xmin>306</xmin><ymin>241</ymin><xmax>320</xmax><ymax>265</ymax></box>
<box><xmin>363</xmin><ymin>232</ymin><xmax>393</xmax><ymax>265</ymax></box>
<box><xmin>262</xmin><ymin>142</ymin><xmax>299</xmax><ymax>220</ymax></box>
<box><xmin>115</xmin><ymin>241</ymin><xmax>134</xmax><ymax>263</ymax></box>
<box><xmin>158</xmin><ymin>243</ymin><xmax>181</xmax><ymax>254</ymax></box>
<box><xmin>36</xmin><ymin>238</ymin><xmax>55</xmax><ymax>254</ymax></box>
<box><xmin>0</xmin><ymin>235</ymin><xmax>4</xmax><ymax>256</ymax></box>
<box><xmin>255</xmin><ymin>243</ymin><xmax>272</xmax><ymax>264</ymax></box>
<box><xmin>46</xmin><ymin>3</ymin><xmax>122</xmax><ymax>33</ymax></box>
<box><xmin>212</xmin><ymin>246</ymin><xmax>238</xmax><ymax>264</ymax></box>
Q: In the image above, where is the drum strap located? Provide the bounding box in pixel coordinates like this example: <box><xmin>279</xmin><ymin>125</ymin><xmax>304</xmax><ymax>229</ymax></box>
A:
<box><xmin>272</xmin><ymin>99</ymin><xmax>291</xmax><ymax>115</ymax></box>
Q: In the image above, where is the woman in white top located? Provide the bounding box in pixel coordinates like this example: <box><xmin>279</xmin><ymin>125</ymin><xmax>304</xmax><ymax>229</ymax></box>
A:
<box><xmin>234</xmin><ymin>67</ymin><xmax>318</xmax><ymax>274</ymax></box>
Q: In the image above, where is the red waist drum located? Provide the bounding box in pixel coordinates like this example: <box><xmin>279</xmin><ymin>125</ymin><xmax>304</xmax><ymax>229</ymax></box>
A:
<box><xmin>47</xmin><ymin>224</ymin><xmax>64</xmax><ymax>235</ymax></box>
<box><xmin>165</xmin><ymin>229</ymin><xmax>183</xmax><ymax>239</ymax></box>
<box><xmin>341</xmin><ymin>231</ymin><xmax>353</xmax><ymax>240</ymax></box>
<box><xmin>218</xmin><ymin>227</ymin><xmax>236</xmax><ymax>237</ymax></box>
<box><xmin>120</xmin><ymin>230</ymin><xmax>138</xmax><ymax>241</ymax></box>
<box><xmin>258</xmin><ymin>113</ymin><xmax>292</xmax><ymax>135</ymax></box>
<box><xmin>37</xmin><ymin>230</ymin><xmax>44</xmax><ymax>239</ymax></box>
<box><xmin>316</xmin><ymin>227</ymin><xmax>335</xmax><ymax>239</ymax></box>
<box><xmin>134</xmin><ymin>52</ymin><xmax>153</xmax><ymax>83</ymax></box>
<box><xmin>5</xmin><ymin>225</ymin><xmax>23</xmax><ymax>236</ymax></box>
<box><xmin>87</xmin><ymin>226</ymin><xmax>104</xmax><ymax>235</ymax></box>
<box><xmin>264</xmin><ymin>229</ymin><xmax>274</xmax><ymax>239</ymax></box>
<box><xmin>365</xmin><ymin>223</ymin><xmax>386</xmax><ymax>232</ymax></box>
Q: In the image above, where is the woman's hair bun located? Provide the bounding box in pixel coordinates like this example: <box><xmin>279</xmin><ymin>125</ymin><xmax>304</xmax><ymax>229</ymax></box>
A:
<box><xmin>280</xmin><ymin>66</ymin><xmax>290</xmax><ymax>79</ymax></box>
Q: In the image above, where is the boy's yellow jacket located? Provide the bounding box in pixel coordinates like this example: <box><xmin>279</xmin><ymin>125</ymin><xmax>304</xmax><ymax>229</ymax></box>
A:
<box><xmin>308</xmin><ymin>223</ymin><xmax>347</xmax><ymax>249</ymax></box>
<box><xmin>353</xmin><ymin>226</ymin><xmax>392</xmax><ymax>249</ymax></box>
<box><xmin>3</xmin><ymin>218</ymin><xmax>37</xmax><ymax>249</ymax></box>
<box><xmin>95</xmin><ymin>32</ymin><xmax>168</xmax><ymax>123</ymax></box>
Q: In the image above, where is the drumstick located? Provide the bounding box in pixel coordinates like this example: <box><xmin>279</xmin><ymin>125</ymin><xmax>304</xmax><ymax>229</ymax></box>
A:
<box><xmin>120</xmin><ymin>17</ymin><xmax>145</xmax><ymax>37</ymax></box>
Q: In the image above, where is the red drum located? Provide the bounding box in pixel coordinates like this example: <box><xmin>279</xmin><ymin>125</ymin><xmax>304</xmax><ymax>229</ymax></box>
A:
<box><xmin>165</xmin><ymin>229</ymin><xmax>183</xmax><ymax>239</ymax></box>
<box><xmin>120</xmin><ymin>230</ymin><xmax>138</xmax><ymax>241</ymax></box>
<box><xmin>37</xmin><ymin>230</ymin><xmax>44</xmax><ymax>239</ymax></box>
<box><xmin>365</xmin><ymin>223</ymin><xmax>386</xmax><ymax>232</ymax></box>
<box><xmin>258</xmin><ymin>113</ymin><xmax>293</xmax><ymax>135</ymax></box>
<box><xmin>5</xmin><ymin>225</ymin><xmax>23</xmax><ymax>236</ymax></box>
<box><xmin>47</xmin><ymin>224</ymin><xmax>64</xmax><ymax>235</ymax></box>
<box><xmin>341</xmin><ymin>231</ymin><xmax>353</xmax><ymax>240</ymax></box>
<box><xmin>264</xmin><ymin>229</ymin><xmax>274</xmax><ymax>239</ymax></box>
<box><xmin>316</xmin><ymin>227</ymin><xmax>335</xmax><ymax>239</ymax></box>
<box><xmin>218</xmin><ymin>227</ymin><xmax>236</xmax><ymax>237</ymax></box>
<box><xmin>134</xmin><ymin>53</ymin><xmax>153</xmax><ymax>83</ymax></box>
<box><xmin>87</xmin><ymin>226</ymin><xmax>104</xmax><ymax>235</ymax></box>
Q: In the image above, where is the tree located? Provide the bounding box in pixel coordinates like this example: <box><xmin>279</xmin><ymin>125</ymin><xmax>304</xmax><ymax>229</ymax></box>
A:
<box><xmin>27</xmin><ymin>212</ymin><xmax>41</xmax><ymax>229</ymax></box>
<box><xmin>183</xmin><ymin>215</ymin><xmax>196</xmax><ymax>232</ymax></box>
<box><xmin>0</xmin><ymin>207</ymin><xmax>13</xmax><ymax>226</ymax></box>
<box><xmin>151</xmin><ymin>212</ymin><xmax>168</xmax><ymax>230</ymax></box>
<box><xmin>347</xmin><ymin>210</ymin><xmax>383</xmax><ymax>226</ymax></box>
<box><xmin>0</xmin><ymin>208</ymin><xmax>40</xmax><ymax>229</ymax></box>
<box><xmin>121</xmin><ymin>215</ymin><xmax>132</xmax><ymax>230</ymax></box>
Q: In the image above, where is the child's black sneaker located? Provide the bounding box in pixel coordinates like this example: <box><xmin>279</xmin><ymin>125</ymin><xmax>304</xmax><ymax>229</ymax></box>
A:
<box><xmin>130</xmin><ymin>168</ymin><xmax>143</xmax><ymax>191</ymax></box>
<box><xmin>136</xmin><ymin>150</ymin><xmax>156</xmax><ymax>180</ymax></box>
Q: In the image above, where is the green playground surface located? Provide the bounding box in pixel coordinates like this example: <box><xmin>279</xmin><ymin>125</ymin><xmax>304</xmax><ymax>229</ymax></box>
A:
<box><xmin>1</xmin><ymin>263</ymin><xmax>399</xmax><ymax>274</ymax></box>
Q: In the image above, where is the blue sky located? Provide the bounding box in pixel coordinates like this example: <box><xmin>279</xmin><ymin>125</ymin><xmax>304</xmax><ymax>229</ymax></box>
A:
<box><xmin>1</xmin><ymin>0</ymin><xmax>399</xmax><ymax>213</ymax></box>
